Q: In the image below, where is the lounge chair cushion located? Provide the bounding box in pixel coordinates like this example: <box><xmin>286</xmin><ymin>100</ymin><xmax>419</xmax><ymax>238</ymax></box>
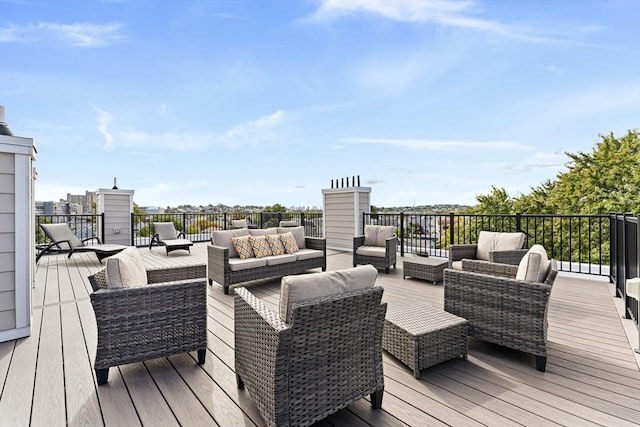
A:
<box><xmin>42</xmin><ymin>223</ymin><xmax>85</xmax><ymax>249</ymax></box>
<box><xmin>477</xmin><ymin>231</ymin><xmax>525</xmax><ymax>261</ymax></box>
<box><xmin>277</xmin><ymin>226</ymin><xmax>306</xmax><ymax>249</ymax></box>
<box><xmin>516</xmin><ymin>244</ymin><xmax>549</xmax><ymax>282</ymax></box>
<box><xmin>356</xmin><ymin>245</ymin><xmax>386</xmax><ymax>257</ymax></box>
<box><xmin>280</xmin><ymin>231</ymin><xmax>299</xmax><ymax>254</ymax></box>
<box><xmin>105</xmin><ymin>247</ymin><xmax>148</xmax><ymax>288</ymax></box>
<box><xmin>279</xmin><ymin>265</ymin><xmax>378</xmax><ymax>322</ymax></box>
<box><xmin>231</xmin><ymin>219</ymin><xmax>248</xmax><ymax>229</ymax></box>
<box><xmin>364</xmin><ymin>225</ymin><xmax>395</xmax><ymax>247</ymax></box>
<box><xmin>154</xmin><ymin>222</ymin><xmax>179</xmax><ymax>240</ymax></box>
<box><xmin>232</xmin><ymin>235</ymin><xmax>255</xmax><ymax>259</ymax></box>
<box><xmin>249</xmin><ymin>235</ymin><xmax>272</xmax><ymax>258</ymax></box>
<box><xmin>212</xmin><ymin>228</ymin><xmax>250</xmax><ymax>258</ymax></box>
<box><xmin>249</xmin><ymin>227</ymin><xmax>278</xmax><ymax>236</ymax></box>
<box><xmin>266</xmin><ymin>234</ymin><xmax>285</xmax><ymax>255</ymax></box>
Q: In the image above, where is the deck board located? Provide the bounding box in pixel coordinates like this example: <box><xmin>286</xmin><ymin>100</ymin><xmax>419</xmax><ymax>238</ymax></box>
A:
<box><xmin>1</xmin><ymin>244</ymin><xmax>638</xmax><ymax>427</ymax></box>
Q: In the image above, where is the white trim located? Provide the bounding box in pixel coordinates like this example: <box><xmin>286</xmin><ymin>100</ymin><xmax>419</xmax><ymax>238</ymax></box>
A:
<box><xmin>321</xmin><ymin>187</ymin><xmax>371</xmax><ymax>195</ymax></box>
<box><xmin>354</xmin><ymin>191</ymin><xmax>360</xmax><ymax>236</ymax></box>
<box><xmin>0</xmin><ymin>326</ymin><xmax>31</xmax><ymax>342</ymax></box>
<box><xmin>14</xmin><ymin>153</ymin><xmax>32</xmax><ymax>331</ymax></box>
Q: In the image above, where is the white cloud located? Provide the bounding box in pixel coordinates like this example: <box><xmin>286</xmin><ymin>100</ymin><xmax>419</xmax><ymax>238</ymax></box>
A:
<box><xmin>305</xmin><ymin>0</ymin><xmax>570</xmax><ymax>44</ymax></box>
<box><xmin>94</xmin><ymin>106</ymin><xmax>115</xmax><ymax>150</ymax></box>
<box><xmin>0</xmin><ymin>22</ymin><xmax>124</xmax><ymax>47</ymax></box>
<box><xmin>343</xmin><ymin>137</ymin><xmax>529</xmax><ymax>151</ymax></box>
<box><xmin>218</xmin><ymin>110</ymin><xmax>286</xmax><ymax>146</ymax></box>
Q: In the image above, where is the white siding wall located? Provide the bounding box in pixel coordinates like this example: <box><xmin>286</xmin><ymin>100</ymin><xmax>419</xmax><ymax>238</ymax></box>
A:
<box><xmin>97</xmin><ymin>189</ymin><xmax>133</xmax><ymax>246</ymax></box>
<box><xmin>0</xmin><ymin>152</ymin><xmax>16</xmax><ymax>331</ymax></box>
<box><xmin>322</xmin><ymin>187</ymin><xmax>371</xmax><ymax>251</ymax></box>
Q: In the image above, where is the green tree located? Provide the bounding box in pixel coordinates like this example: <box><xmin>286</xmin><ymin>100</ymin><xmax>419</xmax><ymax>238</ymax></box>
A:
<box><xmin>465</xmin><ymin>186</ymin><xmax>514</xmax><ymax>214</ymax></box>
<box><xmin>263</xmin><ymin>203</ymin><xmax>287</xmax><ymax>212</ymax></box>
<box><xmin>133</xmin><ymin>203</ymin><xmax>146</xmax><ymax>216</ymax></box>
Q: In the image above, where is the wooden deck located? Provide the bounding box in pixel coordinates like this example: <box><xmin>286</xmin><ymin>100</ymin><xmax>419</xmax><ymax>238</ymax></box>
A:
<box><xmin>1</xmin><ymin>243</ymin><xmax>639</xmax><ymax>426</ymax></box>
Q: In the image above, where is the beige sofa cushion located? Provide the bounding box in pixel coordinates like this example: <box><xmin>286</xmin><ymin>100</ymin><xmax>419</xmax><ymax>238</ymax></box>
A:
<box><xmin>295</xmin><ymin>248</ymin><xmax>324</xmax><ymax>261</ymax></box>
<box><xmin>105</xmin><ymin>247</ymin><xmax>147</xmax><ymax>288</ymax></box>
<box><xmin>516</xmin><ymin>244</ymin><xmax>549</xmax><ymax>282</ymax></box>
<box><xmin>212</xmin><ymin>228</ymin><xmax>250</xmax><ymax>258</ymax></box>
<box><xmin>249</xmin><ymin>227</ymin><xmax>278</xmax><ymax>236</ymax></box>
<box><xmin>364</xmin><ymin>225</ymin><xmax>395</xmax><ymax>247</ymax></box>
<box><xmin>476</xmin><ymin>231</ymin><xmax>525</xmax><ymax>261</ymax></box>
<box><xmin>229</xmin><ymin>257</ymin><xmax>267</xmax><ymax>271</ymax></box>
<box><xmin>356</xmin><ymin>246</ymin><xmax>386</xmax><ymax>257</ymax></box>
<box><xmin>279</xmin><ymin>265</ymin><xmax>378</xmax><ymax>322</ymax></box>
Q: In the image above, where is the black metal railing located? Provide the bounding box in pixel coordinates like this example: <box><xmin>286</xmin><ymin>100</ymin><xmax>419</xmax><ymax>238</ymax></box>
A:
<box><xmin>130</xmin><ymin>212</ymin><xmax>323</xmax><ymax>247</ymax></box>
<box><xmin>35</xmin><ymin>214</ymin><xmax>103</xmax><ymax>245</ymax></box>
<box><xmin>364</xmin><ymin>212</ymin><xmax>610</xmax><ymax>276</ymax></box>
<box><xmin>610</xmin><ymin>213</ymin><xmax>639</xmax><ymax>323</ymax></box>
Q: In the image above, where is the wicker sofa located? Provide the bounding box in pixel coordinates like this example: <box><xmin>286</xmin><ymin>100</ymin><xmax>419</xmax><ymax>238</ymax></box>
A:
<box><xmin>444</xmin><ymin>245</ymin><xmax>558</xmax><ymax>371</ymax></box>
<box><xmin>88</xmin><ymin>249</ymin><xmax>207</xmax><ymax>385</ymax></box>
<box><xmin>207</xmin><ymin>226</ymin><xmax>326</xmax><ymax>295</ymax></box>
<box><xmin>234</xmin><ymin>266</ymin><xmax>386</xmax><ymax>427</ymax></box>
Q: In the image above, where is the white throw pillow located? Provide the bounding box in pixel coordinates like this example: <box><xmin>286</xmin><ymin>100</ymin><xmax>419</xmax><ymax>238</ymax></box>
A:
<box><xmin>364</xmin><ymin>225</ymin><xmax>395</xmax><ymax>247</ymax></box>
<box><xmin>105</xmin><ymin>247</ymin><xmax>148</xmax><ymax>288</ymax></box>
<box><xmin>476</xmin><ymin>231</ymin><xmax>525</xmax><ymax>261</ymax></box>
<box><xmin>279</xmin><ymin>265</ymin><xmax>378</xmax><ymax>323</ymax></box>
<box><xmin>515</xmin><ymin>244</ymin><xmax>549</xmax><ymax>282</ymax></box>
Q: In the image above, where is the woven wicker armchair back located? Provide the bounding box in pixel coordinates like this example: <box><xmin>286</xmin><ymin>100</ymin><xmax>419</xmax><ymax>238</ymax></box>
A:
<box><xmin>234</xmin><ymin>285</ymin><xmax>387</xmax><ymax>427</ymax></box>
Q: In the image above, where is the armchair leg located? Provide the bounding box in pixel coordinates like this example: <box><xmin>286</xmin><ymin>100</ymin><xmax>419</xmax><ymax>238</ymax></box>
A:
<box><xmin>535</xmin><ymin>355</ymin><xmax>547</xmax><ymax>372</ymax></box>
<box><xmin>385</xmin><ymin>267</ymin><xmax>390</xmax><ymax>274</ymax></box>
<box><xmin>197</xmin><ymin>349</ymin><xmax>206</xmax><ymax>364</ymax></box>
<box><xmin>236</xmin><ymin>373</ymin><xmax>245</xmax><ymax>389</ymax></box>
<box><xmin>370</xmin><ymin>388</ymin><xmax>384</xmax><ymax>409</ymax></box>
<box><xmin>96</xmin><ymin>368</ymin><xmax>109</xmax><ymax>385</ymax></box>
<box><xmin>224</xmin><ymin>285</ymin><xmax>230</xmax><ymax>295</ymax></box>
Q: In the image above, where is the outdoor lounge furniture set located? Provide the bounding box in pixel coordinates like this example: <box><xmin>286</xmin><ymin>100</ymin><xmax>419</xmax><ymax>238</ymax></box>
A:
<box><xmin>207</xmin><ymin>225</ymin><xmax>326</xmax><ymax>295</ymax></box>
<box><xmin>78</xmin><ymin>221</ymin><xmax>556</xmax><ymax>426</ymax></box>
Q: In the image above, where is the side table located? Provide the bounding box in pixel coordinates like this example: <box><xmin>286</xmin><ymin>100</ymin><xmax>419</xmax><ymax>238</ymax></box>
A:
<box><xmin>403</xmin><ymin>257</ymin><xmax>448</xmax><ymax>284</ymax></box>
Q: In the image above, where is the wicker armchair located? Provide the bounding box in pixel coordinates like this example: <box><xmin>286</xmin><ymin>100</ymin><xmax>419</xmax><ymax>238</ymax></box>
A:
<box><xmin>444</xmin><ymin>259</ymin><xmax>558</xmax><ymax>371</ymax></box>
<box><xmin>448</xmin><ymin>231</ymin><xmax>528</xmax><ymax>269</ymax></box>
<box><xmin>353</xmin><ymin>225</ymin><xmax>398</xmax><ymax>274</ymax></box>
<box><xmin>88</xmin><ymin>264</ymin><xmax>208</xmax><ymax>385</ymax></box>
<box><xmin>234</xmin><ymin>277</ymin><xmax>386</xmax><ymax>427</ymax></box>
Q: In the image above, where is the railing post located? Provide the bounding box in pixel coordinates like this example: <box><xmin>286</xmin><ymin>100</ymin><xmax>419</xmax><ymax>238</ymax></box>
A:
<box><xmin>260</xmin><ymin>212</ymin><xmax>264</xmax><ymax>229</ymax></box>
<box><xmin>301</xmin><ymin>212</ymin><xmax>305</xmax><ymax>226</ymax></box>
<box><xmin>399</xmin><ymin>212</ymin><xmax>404</xmax><ymax>257</ymax></box>
<box><xmin>100</xmin><ymin>213</ymin><xmax>105</xmax><ymax>243</ymax></box>
<box><xmin>449</xmin><ymin>212</ymin><xmax>455</xmax><ymax>246</ymax></box>
<box><xmin>130</xmin><ymin>212</ymin><xmax>134</xmax><ymax>246</ymax></box>
<box><xmin>516</xmin><ymin>212</ymin><xmax>522</xmax><ymax>233</ymax></box>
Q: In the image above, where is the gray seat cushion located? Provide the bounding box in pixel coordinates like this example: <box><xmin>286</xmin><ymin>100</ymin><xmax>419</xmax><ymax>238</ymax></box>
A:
<box><xmin>229</xmin><ymin>257</ymin><xmax>267</xmax><ymax>271</ymax></box>
<box><xmin>295</xmin><ymin>248</ymin><xmax>324</xmax><ymax>261</ymax></box>
<box><xmin>356</xmin><ymin>246</ymin><xmax>386</xmax><ymax>257</ymax></box>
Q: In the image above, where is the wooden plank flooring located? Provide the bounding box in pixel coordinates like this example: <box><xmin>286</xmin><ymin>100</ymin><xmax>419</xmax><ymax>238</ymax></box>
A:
<box><xmin>1</xmin><ymin>243</ymin><xmax>639</xmax><ymax>426</ymax></box>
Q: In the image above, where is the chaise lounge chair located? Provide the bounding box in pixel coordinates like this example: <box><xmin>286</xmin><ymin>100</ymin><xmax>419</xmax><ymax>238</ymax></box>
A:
<box><xmin>36</xmin><ymin>223</ymin><xmax>126</xmax><ymax>263</ymax></box>
<box><xmin>149</xmin><ymin>222</ymin><xmax>193</xmax><ymax>255</ymax></box>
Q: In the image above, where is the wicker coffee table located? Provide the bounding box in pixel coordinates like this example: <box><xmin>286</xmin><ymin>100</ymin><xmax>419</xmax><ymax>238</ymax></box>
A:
<box><xmin>403</xmin><ymin>257</ymin><xmax>448</xmax><ymax>284</ymax></box>
<box><xmin>383</xmin><ymin>300</ymin><xmax>468</xmax><ymax>378</ymax></box>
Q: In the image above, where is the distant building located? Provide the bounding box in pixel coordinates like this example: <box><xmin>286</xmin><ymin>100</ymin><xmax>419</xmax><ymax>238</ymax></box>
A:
<box><xmin>67</xmin><ymin>191</ymin><xmax>96</xmax><ymax>214</ymax></box>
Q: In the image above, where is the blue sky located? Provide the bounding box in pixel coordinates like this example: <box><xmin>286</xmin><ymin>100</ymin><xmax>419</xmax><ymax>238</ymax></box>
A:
<box><xmin>1</xmin><ymin>0</ymin><xmax>639</xmax><ymax>209</ymax></box>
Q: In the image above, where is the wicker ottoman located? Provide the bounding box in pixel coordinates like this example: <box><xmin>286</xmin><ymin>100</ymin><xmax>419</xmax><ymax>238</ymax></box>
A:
<box><xmin>403</xmin><ymin>257</ymin><xmax>448</xmax><ymax>284</ymax></box>
<box><xmin>383</xmin><ymin>300</ymin><xmax>468</xmax><ymax>378</ymax></box>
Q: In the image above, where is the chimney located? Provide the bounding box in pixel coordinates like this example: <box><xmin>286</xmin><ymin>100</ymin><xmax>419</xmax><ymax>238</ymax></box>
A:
<box><xmin>0</xmin><ymin>106</ymin><xmax>14</xmax><ymax>136</ymax></box>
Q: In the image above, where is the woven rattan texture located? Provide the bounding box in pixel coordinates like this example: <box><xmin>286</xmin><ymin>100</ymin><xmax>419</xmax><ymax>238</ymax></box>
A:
<box><xmin>234</xmin><ymin>286</ymin><xmax>386</xmax><ymax>427</ymax></box>
<box><xmin>448</xmin><ymin>244</ymin><xmax>527</xmax><ymax>268</ymax></box>
<box><xmin>208</xmin><ymin>237</ymin><xmax>326</xmax><ymax>294</ymax></box>
<box><xmin>88</xmin><ymin>265</ymin><xmax>208</xmax><ymax>374</ymax></box>
<box><xmin>402</xmin><ymin>258</ymin><xmax>448</xmax><ymax>283</ymax></box>
<box><xmin>444</xmin><ymin>260</ymin><xmax>557</xmax><ymax>370</ymax></box>
<box><xmin>383</xmin><ymin>300</ymin><xmax>467</xmax><ymax>378</ymax></box>
<box><xmin>353</xmin><ymin>235</ymin><xmax>398</xmax><ymax>273</ymax></box>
